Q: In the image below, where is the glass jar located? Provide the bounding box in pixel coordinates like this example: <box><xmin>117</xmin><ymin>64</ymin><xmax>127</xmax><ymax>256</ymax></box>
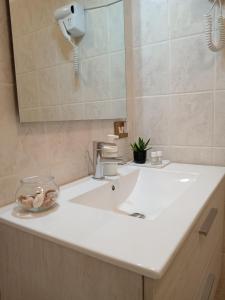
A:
<box><xmin>157</xmin><ymin>151</ymin><xmax>163</xmax><ymax>165</ymax></box>
<box><xmin>16</xmin><ymin>176</ymin><xmax>59</xmax><ymax>212</ymax></box>
<box><xmin>150</xmin><ymin>152</ymin><xmax>159</xmax><ymax>165</ymax></box>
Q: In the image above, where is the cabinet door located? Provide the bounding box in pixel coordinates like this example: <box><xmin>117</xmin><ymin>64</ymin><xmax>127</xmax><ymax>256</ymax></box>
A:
<box><xmin>0</xmin><ymin>224</ymin><xmax>143</xmax><ymax>300</ymax></box>
<box><xmin>194</xmin><ymin>239</ymin><xmax>222</xmax><ymax>300</ymax></box>
<box><xmin>144</xmin><ymin>182</ymin><xmax>224</xmax><ymax>300</ymax></box>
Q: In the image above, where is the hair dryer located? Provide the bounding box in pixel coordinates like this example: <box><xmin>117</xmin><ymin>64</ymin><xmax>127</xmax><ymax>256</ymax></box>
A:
<box><xmin>54</xmin><ymin>2</ymin><xmax>85</xmax><ymax>74</ymax></box>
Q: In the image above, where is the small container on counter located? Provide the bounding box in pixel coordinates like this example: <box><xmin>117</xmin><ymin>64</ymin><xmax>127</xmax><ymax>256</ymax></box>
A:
<box><xmin>157</xmin><ymin>151</ymin><xmax>163</xmax><ymax>165</ymax></box>
<box><xmin>16</xmin><ymin>176</ymin><xmax>59</xmax><ymax>212</ymax></box>
<box><xmin>151</xmin><ymin>151</ymin><xmax>163</xmax><ymax>165</ymax></box>
<box><xmin>150</xmin><ymin>152</ymin><xmax>159</xmax><ymax>165</ymax></box>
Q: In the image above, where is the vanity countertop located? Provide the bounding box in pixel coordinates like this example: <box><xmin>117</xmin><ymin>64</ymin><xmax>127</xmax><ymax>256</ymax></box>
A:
<box><xmin>0</xmin><ymin>163</ymin><xmax>225</xmax><ymax>279</ymax></box>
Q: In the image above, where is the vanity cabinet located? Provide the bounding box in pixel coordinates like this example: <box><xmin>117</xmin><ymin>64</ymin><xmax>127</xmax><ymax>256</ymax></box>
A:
<box><xmin>144</xmin><ymin>180</ymin><xmax>224</xmax><ymax>300</ymax></box>
<box><xmin>0</xmin><ymin>180</ymin><xmax>224</xmax><ymax>300</ymax></box>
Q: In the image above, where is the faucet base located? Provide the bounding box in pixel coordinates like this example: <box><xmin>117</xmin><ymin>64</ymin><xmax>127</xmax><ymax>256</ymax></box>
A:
<box><xmin>92</xmin><ymin>176</ymin><xmax>105</xmax><ymax>180</ymax></box>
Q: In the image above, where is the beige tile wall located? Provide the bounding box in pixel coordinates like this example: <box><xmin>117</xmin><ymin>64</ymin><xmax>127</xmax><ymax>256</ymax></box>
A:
<box><xmin>132</xmin><ymin>0</ymin><xmax>225</xmax><ymax>166</ymax></box>
<box><xmin>131</xmin><ymin>1</ymin><xmax>225</xmax><ymax>297</ymax></box>
<box><xmin>0</xmin><ymin>0</ymin><xmax>130</xmax><ymax>207</ymax></box>
<box><xmin>10</xmin><ymin>0</ymin><xmax>126</xmax><ymax>121</ymax></box>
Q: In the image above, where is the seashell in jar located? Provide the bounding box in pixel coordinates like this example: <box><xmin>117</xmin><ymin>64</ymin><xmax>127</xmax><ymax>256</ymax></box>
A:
<box><xmin>43</xmin><ymin>197</ymin><xmax>55</xmax><ymax>208</ymax></box>
<box><xmin>23</xmin><ymin>197</ymin><xmax>34</xmax><ymax>209</ymax></box>
<box><xmin>45</xmin><ymin>189</ymin><xmax>57</xmax><ymax>201</ymax></box>
<box><xmin>18</xmin><ymin>195</ymin><xmax>34</xmax><ymax>209</ymax></box>
<box><xmin>42</xmin><ymin>189</ymin><xmax>57</xmax><ymax>208</ymax></box>
<box><xmin>33</xmin><ymin>192</ymin><xmax>44</xmax><ymax>208</ymax></box>
<box><xmin>18</xmin><ymin>195</ymin><xmax>27</xmax><ymax>202</ymax></box>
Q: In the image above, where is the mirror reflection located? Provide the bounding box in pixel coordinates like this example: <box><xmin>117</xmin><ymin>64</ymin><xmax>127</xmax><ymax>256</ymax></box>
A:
<box><xmin>9</xmin><ymin>0</ymin><xmax>127</xmax><ymax>122</ymax></box>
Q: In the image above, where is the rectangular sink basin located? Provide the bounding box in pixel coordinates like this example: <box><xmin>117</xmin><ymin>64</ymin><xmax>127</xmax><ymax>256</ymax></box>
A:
<box><xmin>71</xmin><ymin>166</ymin><xmax>198</xmax><ymax>220</ymax></box>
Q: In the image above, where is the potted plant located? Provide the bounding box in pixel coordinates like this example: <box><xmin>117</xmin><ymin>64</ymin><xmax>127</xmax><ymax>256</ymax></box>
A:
<box><xmin>130</xmin><ymin>137</ymin><xmax>151</xmax><ymax>164</ymax></box>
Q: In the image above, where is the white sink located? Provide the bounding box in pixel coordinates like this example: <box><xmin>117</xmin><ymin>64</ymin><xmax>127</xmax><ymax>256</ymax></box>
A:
<box><xmin>0</xmin><ymin>163</ymin><xmax>224</xmax><ymax>279</ymax></box>
<box><xmin>71</xmin><ymin>166</ymin><xmax>198</xmax><ymax>220</ymax></box>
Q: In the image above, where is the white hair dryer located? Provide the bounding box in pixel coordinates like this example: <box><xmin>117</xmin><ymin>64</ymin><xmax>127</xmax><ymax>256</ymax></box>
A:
<box><xmin>54</xmin><ymin>2</ymin><xmax>85</xmax><ymax>74</ymax></box>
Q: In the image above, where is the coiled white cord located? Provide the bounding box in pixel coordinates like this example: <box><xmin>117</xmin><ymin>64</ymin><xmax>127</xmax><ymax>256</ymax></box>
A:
<box><xmin>205</xmin><ymin>0</ymin><xmax>225</xmax><ymax>52</ymax></box>
<box><xmin>66</xmin><ymin>36</ymin><xmax>79</xmax><ymax>75</ymax></box>
<box><xmin>73</xmin><ymin>44</ymin><xmax>79</xmax><ymax>75</ymax></box>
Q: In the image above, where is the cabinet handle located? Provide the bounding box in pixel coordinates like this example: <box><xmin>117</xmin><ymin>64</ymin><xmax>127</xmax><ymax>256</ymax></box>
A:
<box><xmin>201</xmin><ymin>273</ymin><xmax>215</xmax><ymax>300</ymax></box>
<box><xmin>199</xmin><ymin>208</ymin><xmax>218</xmax><ymax>236</ymax></box>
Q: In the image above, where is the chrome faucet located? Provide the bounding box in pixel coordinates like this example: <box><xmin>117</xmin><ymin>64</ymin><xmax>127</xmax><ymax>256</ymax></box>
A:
<box><xmin>93</xmin><ymin>141</ymin><xmax>123</xmax><ymax>179</ymax></box>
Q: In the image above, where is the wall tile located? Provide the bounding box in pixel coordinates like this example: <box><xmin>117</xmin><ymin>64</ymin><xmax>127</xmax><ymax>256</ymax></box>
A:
<box><xmin>170</xmin><ymin>93</ymin><xmax>213</xmax><ymax>146</ymax></box>
<box><xmin>81</xmin><ymin>55</ymin><xmax>110</xmax><ymax>101</ymax></box>
<box><xmin>9</xmin><ymin>0</ymin><xmax>32</xmax><ymax>37</ymax></box>
<box><xmin>0</xmin><ymin>85</ymin><xmax>18</xmax><ymax>177</ymax></box>
<box><xmin>135</xmin><ymin>96</ymin><xmax>171</xmax><ymax>145</ymax></box>
<box><xmin>52</xmin><ymin>23</ymin><xmax>73</xmax><ymax>64</ymax></box>
<box><xmin>13</xmin><ymin>35</ymin><xmax>36</xmax><ymax>74</ymax></box>
<box><xmin>213</xmin><ymin>148</ymin><xmax>225</xmax><ymax>166</ymax></box>
<box><xmin>170</xmin><ymin>146</ymin><xmax>213</xmax><ymax>165</ymax></box>
<box><xmin>60</xmin><ymin>103</ymin><xmax>85</xmax><ymax>120</ymax></box>
<box><xmin>0</xmin><ymin>0</ymin><xmax>7</xmax><ymax>22</ymax></box>
<box><xmin>40</xmin><ymin>106</ymin><xmax>61</xmax><ymax>122</ymax></box>
<box><xmin>216</xmin><ymin>50</ymin><xmax>225</xmax><ymax>90</ymax></box>
<box><xmin>17</xmin><ymin>72</ymin><xmax>39</xmax><ymax>109</ymax></box>
<box><xmin>44</xmin><ymin>121</ymin><xmax>90</xmax><ymax>167</ymax></box>
<box><xmin>57</xmin><ymin>63</ymin><xmax>83</xmax><ymax>104</ymax></box>
<box><xmin>131</xmin><ymin>0</ymin><xmax>225</xmax><ymax>169</ymax></box>
<box><xmin>108</xmin><ymin>1</ymin><xmax>125</xmax><ymax>51</ymax></box>
<box><xmin>80</xmin><ymin>7</ymin><xmax>108</xmax><ymax>58</ymax></box>
<box><xmin>110</xmin><ymin>52</ymin><xmax>126</xmax><ymax>99</ymax></box>
<box><xmin>169</xmin><ymin>0</ymin><xmax>210</xmax><ymax>38</ymax></box>
<box><xmin>29</xmin><ymin>0</ymin><xmax>53</xmax><ymax>31</ymax></box>
<box><xmin>13</xmin><ymin>123</ymin><xmax>50</xmax><ymax>177</ymax></box>
<box><xmin>170</xmin><ymin>35</ymin><xmax>214</xmax><ymax>93</ymax></box>
<box><xmin>0</xmin><ymin>20</ymin><xmax>12</xmax><ymax>65</ymax></box>
<box><xmin>10</xmin><ymin>0</ymin><xmax>53</xmax><ymax>36</ymax></box>
<box><xmin>84</xmin><ymin>100</ymin><xmax>125</xmax><ymax>119</ymax></box>
<box><xmin>0</xmin><ymin>175</ymin><xmax>19</xmax><ymax>207</ymax></box>
<box><xmin>34</xmin><ymin>26</ymin><xmax>60</xmax><ymax>68</ymax></box>
<box><xmin>89</xmin><ymin>119</ymin><xmax>113</xmax><ymax>141</ymax></box>
<box><xmin>134</xmin><ymin>42</ymin><xmax>170</xmax><ymax>97</ymax></box>
<box><xmin>0</xmin><ymin>58</ymin><xmax>13</xmax><ymax>85</ymax></box>
<box><xmin>44</xmin><ymin>122</ymin><xmax>73</xmax><ymax>165</ymax></box>
<box><xmin>109</xmin><ymin>100</ymin><xmax>127</xmax><ymax>119</ymax></box>
<box><xmin>19</xmin><ymin>108</ymin><xmax>42</xmax><ymax>123</ymax></box>
<box><xmin>132</xmin><ymin>0</ymin><xmax>169</xmax><ymax>47</ymax></box>
<box><xmin>37</xmin><ymin>67</ymin><xmax>60</xmax><ymax>106</ymax></box>
<box><xmin>85</xmin><ymin>102</ymin><xmax>108</xmax><ymax>119</ymax></box>
<box><xmin>0</xmin><ymin>14</ymin><xmax>13</xmax><ymax>84</ymax></box>
<box><xmin>214</xmin><ymin>91</ymin><xmax>225</xmax><ymax>147</ymax></box>
<box><xmin>50</xmin><ymin>159</ymin><xmax>88</xmax><ymax>185</ymax></box>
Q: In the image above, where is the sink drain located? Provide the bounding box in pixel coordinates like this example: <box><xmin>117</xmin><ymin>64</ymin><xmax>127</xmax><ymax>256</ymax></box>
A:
<box><xmin>130</xmin><ymin>213</ymin><xmax>146</xmax><ymax>219</ymax></box>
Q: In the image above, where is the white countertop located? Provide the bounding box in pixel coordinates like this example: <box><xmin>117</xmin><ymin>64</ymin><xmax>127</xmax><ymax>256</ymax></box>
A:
<box><xmin>0</xmin><ymin>163</ymin><xmax>224</xmax><ymax>279</ymax></box>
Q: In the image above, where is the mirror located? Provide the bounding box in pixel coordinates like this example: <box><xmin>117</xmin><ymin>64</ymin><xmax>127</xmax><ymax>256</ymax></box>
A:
<box><xmin>9</xmin><ymin>0</ymin><xmax>127</xmax><ymax>122</ymax></box>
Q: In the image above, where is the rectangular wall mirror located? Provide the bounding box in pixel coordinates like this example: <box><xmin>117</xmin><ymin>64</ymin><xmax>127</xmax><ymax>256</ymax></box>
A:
<box><xmin>9</xmin><ymin>0</ymin><xmax>127</xmax><ymax>122</ymax></box>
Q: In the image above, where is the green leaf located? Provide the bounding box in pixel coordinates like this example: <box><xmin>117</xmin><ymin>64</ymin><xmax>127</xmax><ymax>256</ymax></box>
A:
<box><xmin>130</xmin><ymin>137</ymin><xmax>152</xmax><ymax>152</ymax></box>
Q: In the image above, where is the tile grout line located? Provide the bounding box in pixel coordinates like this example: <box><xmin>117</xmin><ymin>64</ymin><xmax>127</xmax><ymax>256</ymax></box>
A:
<box><xmin>134</xmin><ymin>90</ymin><xmax>217</xmax><ymax>100</ymax></box>
<box><xmin>132</xmin><ymin>32</ymin><xmax>207</xmax><ymax>50</ymax></box>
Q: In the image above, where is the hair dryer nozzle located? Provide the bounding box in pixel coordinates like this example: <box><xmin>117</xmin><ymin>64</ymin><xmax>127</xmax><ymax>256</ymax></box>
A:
<box><xmin>54</xmin><ymin>5</ymin><xmax>71</xmax><ymax>21</ymax></box>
